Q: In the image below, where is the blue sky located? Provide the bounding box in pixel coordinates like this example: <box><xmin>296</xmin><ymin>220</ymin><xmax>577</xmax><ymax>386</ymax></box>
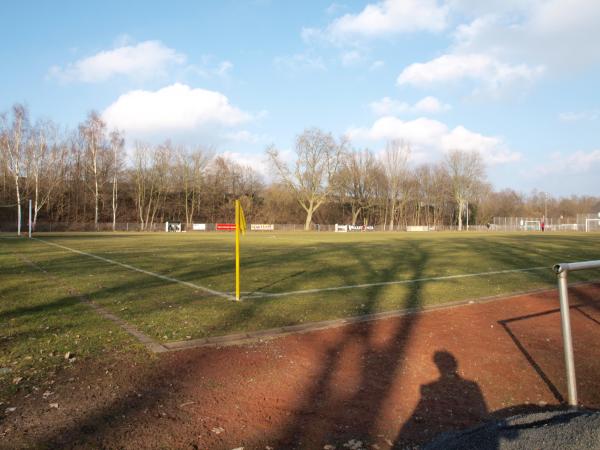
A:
<box><xmin>1</xmin><ymin>0</ymin><xmax>599</xmax><ymax>195</ymax></box>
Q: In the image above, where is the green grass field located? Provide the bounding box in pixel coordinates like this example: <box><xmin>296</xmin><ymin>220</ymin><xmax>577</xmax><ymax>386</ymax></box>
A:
<box><xmin>1</xmin><ymin>231</ymin><xmax>599</xmax><ymax>400</ymax></box>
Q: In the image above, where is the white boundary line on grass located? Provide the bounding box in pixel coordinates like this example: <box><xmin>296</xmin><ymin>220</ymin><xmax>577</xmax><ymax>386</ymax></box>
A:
<box><xmin>245</xmin><ymin>266</ymin><xmax>550</xmax><ymax>299</ymax></box>
<box><xmin>33</xmin><ymin>238</ymin><xmax>235</xmax><ymax>300</ymax></box>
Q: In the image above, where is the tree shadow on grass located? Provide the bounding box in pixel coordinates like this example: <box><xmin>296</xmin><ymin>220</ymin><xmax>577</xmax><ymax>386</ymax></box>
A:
<box><xmin>0</xmin><ymin>296</ymin><xmax>80</xmax><ymax>322</ymax></box>
<box><xmin>10</xmin><ymin>233</ymin><xmax>598</xmax><ymax>448</ymax></box>
<box><xmin>269</xmin><ymin>239</ymin><xmax>428</xmax><ymax>448</ymax></box>
<box><xmin>22</xmin><ymin>239</ymin><xmax>430</xmax><ymax>449</ymax></box>
<box><xmin>247</xmin><ymin>270</ymin><xmax>307</xmax><ymax>294</ymax></box>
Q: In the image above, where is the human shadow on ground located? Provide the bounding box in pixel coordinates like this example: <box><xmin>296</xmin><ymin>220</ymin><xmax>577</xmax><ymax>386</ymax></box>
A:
<box><xmin>396</xmin><ymin>350</ymin><xmax>597</xmax><ymax>450</ymax></box>
<box><xmin>396</xmin><ymin>350</ymin><xmax>489</xmax><ymax>448</ymax></box>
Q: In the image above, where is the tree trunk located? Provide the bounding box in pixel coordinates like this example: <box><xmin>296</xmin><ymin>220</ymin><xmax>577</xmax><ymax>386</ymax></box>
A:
<box><xmin>16</xmin><ymin>186</ymin><xmax>21</xmax><ymax>236</ymax></box>
<box><xmin>33</xmin><ymin>172</ymin><xmax>39</xmax><ymax>230</ymax></box>
<box><xmin>112</xmin><ymin>175</ymin><xmax>117</xmax><ymax>231</ymax></box>
<box><xmin>389</xmin><ymin>200</ymin><xmax>396</xmax><ymax>231</ymax></box>
<box><xmin>94</xmin><ymin>175</ymin><xmax>99</xmax><ymax>230</ymax></box>
<box><xmin>304</xmin><ymin>202</ymin><xmax>314</xmax><ymax>231</ymax></box>
<box><xmin>351</xmin><ymin>206</ymin><xmax>361</xmax><ymax>226</ymax></box>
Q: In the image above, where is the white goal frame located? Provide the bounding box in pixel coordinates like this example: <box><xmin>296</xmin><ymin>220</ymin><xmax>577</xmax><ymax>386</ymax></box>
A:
<box><xmin>523</xmin><ymin>220</ymin><xmax>541</xmax><ymax>231</ymax></box>
<box><xmin>585</xmin><ymin>218</ymin><xmax>600</xmax><ymax>232</ymax></box>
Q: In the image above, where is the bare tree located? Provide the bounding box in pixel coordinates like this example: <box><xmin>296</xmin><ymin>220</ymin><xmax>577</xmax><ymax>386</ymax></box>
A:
<box><xmin>339</xmin><ymin>148</ymin><xmax>381</xmax><ymax>225</ymax></box>
<box><xmin>0</xmin><ymin>105</ymin><xmax>27</xmax><ymax>234</ymax></box>
<box><xmin>445</xmin><ymin>150</ymin><xmax>486</xmax><ymax>230</ymax></box>
<box><xmin>26</xmin><ymin>120</ymin><xmax>67</xmax><ymax>229</ymax></box>
<box><xmin>79</xmin><ymin>112</ymin><xmax>108</xmax><ymax>229</ymax></box>
<box><xmin>383</xmin><ymin>139</ymin><xmax>410</xmax><ymax>230</ymax></box>
<box><xmin>177</xmin><ymin>146</ymin><xmax>210</xmax><ymax>227</ymax></box>
<box><xmin>267</xmin><ymin>128</ymin><xmax>345</xmax><ymax>230</ymax></box>
<box><xmin>133</xmin><ymin>142</ymin><xmax>172</xmax><ymax>230</ymax></box>
<box><xmin>109</xmin><ymin>130</ymin><xmax>124</xmax><ymax>231</ymax></box>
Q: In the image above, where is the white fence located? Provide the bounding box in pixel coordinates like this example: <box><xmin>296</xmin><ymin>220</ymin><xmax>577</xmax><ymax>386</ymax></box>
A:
<box><xmin>492</xmin><ymin>215</ymin><xmax>600</xmax><ymax>232</ymax></box>
<box><xmin>2</xmin><ymin>218</ymin><xmax>598</xmax><ymax>233</ymax></box>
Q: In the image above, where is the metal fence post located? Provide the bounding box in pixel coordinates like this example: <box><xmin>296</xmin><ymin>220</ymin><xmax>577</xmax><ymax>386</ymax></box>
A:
<box><xmin>557</xmin><ymin>269</ymin><xmax>578</xmax><ymax>406</ymax></box>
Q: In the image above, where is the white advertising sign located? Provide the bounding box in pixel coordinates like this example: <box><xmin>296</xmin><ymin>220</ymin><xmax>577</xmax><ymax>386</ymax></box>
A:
<box><xmin>250</xmin><ymin>224</ymin><xmax>275</xmax><ymax>231</ymax></box>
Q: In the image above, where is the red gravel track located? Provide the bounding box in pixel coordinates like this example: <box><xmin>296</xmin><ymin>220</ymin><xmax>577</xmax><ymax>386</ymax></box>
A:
<box><xmin>2</xmin><ymin>284</ymin><xmax>600</xmax><ymax>449</ymax></box>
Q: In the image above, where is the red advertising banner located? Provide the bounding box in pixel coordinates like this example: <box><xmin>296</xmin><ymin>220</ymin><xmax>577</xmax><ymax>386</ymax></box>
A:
<box><xmin>216</xmin><ymin>223</ymin><xmax>236</xmax><ymax>231</ymax></box>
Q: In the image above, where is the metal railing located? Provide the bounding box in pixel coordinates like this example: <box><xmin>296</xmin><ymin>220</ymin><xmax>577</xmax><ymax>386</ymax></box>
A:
<box><xmin>553</xmin><ymin>260</ymin><xmax>600</xmax><ymax>406</ymax></box>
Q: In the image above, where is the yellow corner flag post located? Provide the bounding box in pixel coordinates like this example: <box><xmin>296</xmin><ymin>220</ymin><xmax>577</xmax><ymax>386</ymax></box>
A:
<box><xmin>235</xmin><ymin>199</ymin><xmax>246</xmax><ymax>300</ymax></box>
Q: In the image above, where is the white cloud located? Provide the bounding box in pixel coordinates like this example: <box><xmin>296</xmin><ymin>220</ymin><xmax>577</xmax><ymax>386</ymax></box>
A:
<box><xmin>441</xmin><ymin>126</ymin><xmax>520</xmax><ymax>164</ymax></box>
<box><xmin>346</xmin><ymin>116</ymin><xmax>520</xmax><ymax>165</ymax></box>
<box><xmin>49</xmin><ymin>40</ymin><xmax>185</xmax><ymax>83</ymax></box>
<box><xmin>185</xmin><ymin>55</ymin><xmax>234</xmax><ymax>79</ymax></box>
<box><xmin>397</xmin><ymin>53</ymin><xmax>544</xmax><ymax>93</ymax></box>
<box><xmin>390</xmin><ymin>0</ymin><xmax>600</xmax><ymax>97</ymax></box>
<box><xmin>370</xmin><ymin>96</ymin><xmax>450</xmax><ymax>115</ymax></box>
<box><xmin>369</xmin><ymin>60</ymin><xmax>385</xmax><ymax>71</ymax></box>
<box><xmin>305</xmin><ymin>0</ymin><xmax>448</xmax><ymax>44</ymax></box>
<box><xmin>102</xmin><ymin>83</ymin><xmax>252</xmax><ymax>137</ymax></box>
<box><xmin>273</xmin><ymin>53</ymin><xmax>327</xmax><ymax>72</ymax></box>
<box><xmin>452</xmin><ymin>1</ymin><xmax>600</xmax><ymax>71</ymax></box>
<box><xmin>535</xmin><ymin>149</ymin><xmax>600</xmax><ymax>175</ymax></box>
<box><xmin>215</xmin><ymin>61</ymin><xmax>233</xmax><ymax>77</ymax></box>
<box><xmin>326</xmin><ymin>2</ymin><xmax>347</xmax><ymax>15</ymax></box>
<box><xmin>341</xmin><ymin>50</ymin><xmax>362</xmax><ymax>66</ymax></box>
<box><xmin>219</xmin><ymin>151</ymin><xmax>269</xmax><ymax>177</ymax></box>
<box><xmin>414</xmin><ymin>96</ymin><xmax>450</xmax><ymax>113</ymax></box>
<box><xmin>225</xmin><ymin>130</ymin><xmax>267</xmax><ymax>144</ymax></box>
<box><xmin>559</xmin><ymin>110</ymin><xmax>599</xmax><ymax>122</ymax></box>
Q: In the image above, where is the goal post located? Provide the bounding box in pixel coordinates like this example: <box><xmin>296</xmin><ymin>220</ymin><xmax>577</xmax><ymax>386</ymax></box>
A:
<box><xmin>523</xmin><ymin>220</ymin><xmax>541</xmax><ymax>231</ymax></box>
<box><xmin>585</xmin><ymin>218</ymin><xmax>600</xmax><ymax>232</ymax></box>
<box><xmin>553</xmin><ymin>260</ymin><xmax>600</xmax><ymax>406</ymax></box>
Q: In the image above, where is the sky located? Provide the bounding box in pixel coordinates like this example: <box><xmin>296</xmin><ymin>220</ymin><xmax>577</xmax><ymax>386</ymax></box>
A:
<box><xmin>1</xmin><ymin>0</ymin><xmax>599</xmax><ymax>195</ymax></box>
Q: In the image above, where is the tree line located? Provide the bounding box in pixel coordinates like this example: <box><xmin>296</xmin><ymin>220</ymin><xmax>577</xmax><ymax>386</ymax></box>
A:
<box><xmin>1</xmin><ymin>104</ymin><xmax>598</xmax><ymax>231</ymax></box>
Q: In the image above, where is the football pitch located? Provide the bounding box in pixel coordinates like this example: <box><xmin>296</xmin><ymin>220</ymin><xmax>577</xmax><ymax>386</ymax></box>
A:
<box><xmin>2</xmin><ymin>231</ymin><xmax>600</xmax><ymax>345</ymax></box>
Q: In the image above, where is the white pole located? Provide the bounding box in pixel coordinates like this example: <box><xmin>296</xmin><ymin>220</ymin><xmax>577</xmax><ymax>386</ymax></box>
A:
<box><xmin>466</xmin><ymin>201</ymin><xmax>469</xmax><ymax>231</ymax></box>
<box><xmin>17</xmin><ymin>202</ymin><xmax>21</xmax><ymax>236</ymax></box>
<box><xmin>28</xmin><ymin>199</ymin><xmax>32</xmax><ymax>238</ymax></box>
<box><xmin>557</xmin><ymin>271</ymin><xmax>577</xmax><ymax>406</ymax></box>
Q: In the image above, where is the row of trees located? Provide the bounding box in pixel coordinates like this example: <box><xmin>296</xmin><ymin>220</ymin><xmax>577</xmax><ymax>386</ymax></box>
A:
<box><xmin>1</xmin><ymin>104</ymin><xmax>598</xmax><ymax>231</ymax></box>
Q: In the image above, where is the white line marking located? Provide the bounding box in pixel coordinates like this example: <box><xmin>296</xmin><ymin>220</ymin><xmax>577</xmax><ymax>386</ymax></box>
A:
<box><xmin>245</xmin><ymin>266</ymin><xmax>550</xmax><ymax>299</ymax></box>
<box><xmin>33</xmin><ymin>238</ymin><xmax>234</xmax><ymax>300</ymax></box>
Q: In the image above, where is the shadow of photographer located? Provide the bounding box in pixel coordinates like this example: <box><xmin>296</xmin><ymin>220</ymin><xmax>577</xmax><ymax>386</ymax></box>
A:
<box><xmin>397</xmin><ymin>350</ymin><xmax>489</xmax><ymax>446</ymax></box>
